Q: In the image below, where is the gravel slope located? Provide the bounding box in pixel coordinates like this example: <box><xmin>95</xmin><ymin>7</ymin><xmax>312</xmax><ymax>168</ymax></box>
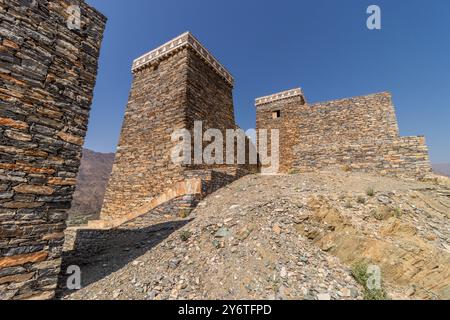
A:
<box><xmin>62</xmin><ymin>171</ymin><xmax>450</xmax><ymax>300</ymax></box>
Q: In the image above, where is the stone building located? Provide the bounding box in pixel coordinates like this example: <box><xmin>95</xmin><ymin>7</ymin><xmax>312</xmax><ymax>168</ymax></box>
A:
<box><xmin>97</xmin><ymin>32</ymin><xmax>256</xmax><ymax>228</ymax></box>
<box><xmin>0</xmin><ymin>0</ymin><xmax>106</xmax><ymax>300</ymax></box>
<box><xmin>255</xmin><ymin>88</ymin><xmax>431</xmax><ymax>177</ymax></box>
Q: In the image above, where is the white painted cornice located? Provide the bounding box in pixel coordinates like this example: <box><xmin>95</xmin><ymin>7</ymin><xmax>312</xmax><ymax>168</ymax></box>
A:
<box><xmin>255</xmin><ymin>88</ymin><xmax>304</xmax><ymax>106</ymax></box>
<box><xmin>132</xmin><ymin>32</ymin><xmax>234</xmax><ymax>86</ymax></box>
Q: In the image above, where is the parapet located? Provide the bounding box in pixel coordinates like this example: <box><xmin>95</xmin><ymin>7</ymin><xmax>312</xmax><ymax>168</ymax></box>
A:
<box><xmin>132</xmin><ymin>31</ymin><xmax>234</xmax><ymax>86</ymax></box>
<box><xmin>255</xmin><ymin>88</ymin><xmax>305</xmax><ymax>107</ymax></box>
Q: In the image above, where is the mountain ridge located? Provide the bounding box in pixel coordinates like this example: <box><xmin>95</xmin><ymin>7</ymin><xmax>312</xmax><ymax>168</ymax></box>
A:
<box><xmin>68</xmin><ymin>149</ymin><xmax>115</xmax><ymax>224</ymax></box>
<box><xmin>433</xmin><ymin>163</ymin><xmax>450</xmax><ymax>177</ymax></box>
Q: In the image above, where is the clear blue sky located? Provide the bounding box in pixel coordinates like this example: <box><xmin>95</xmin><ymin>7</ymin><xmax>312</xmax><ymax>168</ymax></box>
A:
<box><xmin>85</xmin><ymin>0</ymin><xmax>449</xmax><ymax>163</ymax></box>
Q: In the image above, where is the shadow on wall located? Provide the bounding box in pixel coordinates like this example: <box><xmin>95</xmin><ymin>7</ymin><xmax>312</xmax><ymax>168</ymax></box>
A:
<box><xmin>56</xmin><ymin>219</ymin><xmax>192</xmax><ymax>299</ymax></box>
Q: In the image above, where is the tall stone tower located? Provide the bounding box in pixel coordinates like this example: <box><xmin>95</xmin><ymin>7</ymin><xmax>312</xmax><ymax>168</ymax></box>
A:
<box><xmin>100</xmin><ymin>32</ymin><xmax>248</xmax><ymax>225</ymax></box>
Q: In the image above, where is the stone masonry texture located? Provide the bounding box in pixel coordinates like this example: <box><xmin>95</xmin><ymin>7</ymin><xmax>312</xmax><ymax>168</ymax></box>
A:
<box><xmin>100</xmin><ymin>33</ymin><xmax>256</xmax><ymax>223</ymax></box>
<box><xmin>0</xmin><ymin>0</ymin><xmax>106</xmax><ymax>300</ymax></box>
<box><xmin>256</xmin><ymin>90</ymin><xmax>431</xmax><ymax>177</ymax></box>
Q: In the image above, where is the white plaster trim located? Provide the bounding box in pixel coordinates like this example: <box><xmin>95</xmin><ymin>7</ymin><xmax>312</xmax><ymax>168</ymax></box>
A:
<box><xmin>255</xmin><ymin>88</ymin><xmax>304</xmax><ymax>106</ymax></box>
<box><xmin>132</xmin><ymin>32</ymin><xmax>234</xmax><ymax>86</ymax></box>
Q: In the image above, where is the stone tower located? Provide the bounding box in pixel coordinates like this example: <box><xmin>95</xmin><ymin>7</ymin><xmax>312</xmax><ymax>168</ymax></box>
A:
<box><xmin>99</xmin><ymin>32</ymin><xmax>250</xmax><ymax>226</ymax></box>
<box><xmin>255</xmin><ymin>88</ymin><xmax>307</xmax><ymax>173</ymax></box>
<box><xmin>255</xmin><ymin>88</ymin><xmax>431</xmax><ymax>177</ymax></box>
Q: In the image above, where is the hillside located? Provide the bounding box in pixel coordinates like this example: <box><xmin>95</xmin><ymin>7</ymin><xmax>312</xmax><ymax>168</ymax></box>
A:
<box><xmin>68</xmin><ymin>149</ymin><xmax>115</xmax><ymax>225</ymax></box>
<box><xmin>62</xmin><ymin>171</ymin><xmax>450</xmax><ymax>300</ymax></box>
<box><xmin>434</xmin><ymin>163</ymin><xmax>450</xmax><ymax>177</ymax></box>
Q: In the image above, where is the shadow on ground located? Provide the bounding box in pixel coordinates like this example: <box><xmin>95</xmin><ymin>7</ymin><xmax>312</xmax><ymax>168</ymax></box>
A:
<box><xmin>56</xmin><ymin>219</ymin><xmax>191</xmax><ymax>299</ymax></box>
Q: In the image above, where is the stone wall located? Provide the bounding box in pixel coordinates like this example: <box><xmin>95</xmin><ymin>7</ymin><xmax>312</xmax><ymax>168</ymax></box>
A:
<box><xmin>99</xmin><ymin>48</ymin><xmax>189</xmax><ymax>221</ymax></box>
<box><xmin>292</xmin><ymin>136</ymin><xmax>431</xmax><ymax>177</ymax></box>
<box><xmin>256</xmin><ymin>90</ymin><xmax>432</xmax><ymax>178</ymax></box>
<box><xmin>100</xmin><ymin>32</ymin><xmax>255</xmax><ymax>223</ymax></box>
<box><xmin>0</xmin><ymin>0</ymin><xmax>105</xmax><ymax>300</ymax></box>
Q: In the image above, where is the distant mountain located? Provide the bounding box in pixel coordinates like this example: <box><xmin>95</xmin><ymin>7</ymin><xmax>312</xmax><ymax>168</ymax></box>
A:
<box><xmin>433</xmin><ymin>163</ymin><xmax>450</xmax><ymax>177</ymax></box>
<box><xmin>68</xmin><ymin>149</ymin><xmax>115</xmax><ymax>225</ymax></box>
<box><xmin>67</xmin><ymin>151</ymin><xmax>449</xmax><ymax>225</ymax></box>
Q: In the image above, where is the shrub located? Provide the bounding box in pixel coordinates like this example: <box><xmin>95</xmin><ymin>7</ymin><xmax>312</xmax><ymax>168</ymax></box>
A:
<box><xmin>342</xmin><ymin>165</ymin><xmax>352</xmax><ymax>172</ymax></box>
<box><xmin>357</xmin><ymin>196</ymin><xmax>366</xmax><ymax>204</ymax></box>
<box><xmin>180</xmin><ymin>231</ymin><xmax>192</xmax><ymax>242</ymax></box>
<box><xmin>178</xmin><ymin>208</ymin><xmax>192</xmax><ymax>219</ymax></box>
<box><xmin>351</xmin><ymin>261</ymin><xmax>389</xmax><ymax>300</ymax></box>
<box><xmin>366</xmin><ymin>187</ymin><xmax>375</xmax><ymax>197</ymax></box>
<box><xmin>351</xmin><ymin>262</ymin><xmax>369</xmax><ymax>286</ymax></box>
<box><xmin>393</xmin><ymin>207</ymin><xmax>403</xmax><ymax>218</ymax></box>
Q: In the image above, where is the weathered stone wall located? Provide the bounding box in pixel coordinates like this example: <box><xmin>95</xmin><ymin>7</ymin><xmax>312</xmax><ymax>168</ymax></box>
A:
<box><xmin>256</xmin><ymin>91</ymin><xmax>307</xmax><ymax>173</ymax></box>
<box><xmin>0</xmin><ymin>0</ymin><xmax>105</xmax><ymax>300</ymax></box>
<box><xmin>292</xmin><ymin>136</ymin><xmax>431</xmax><ymax>177</ymax></box>
<box><xmin>185</xmin><ymin>49</ymin><xmax>257</xmax><ymax>174</ymax></box>
<box><xmin>100</xmin><ymin>49</ymin><xmax>189</xmax><ymax>221</ymax></box>
<box><xmin>150</xmin><ymin>169</ymin><xmax>246</xmax><ymax>218</ymax></box>
<box><xmin>293</xmin><ymin>93</ymin><xmax>400</xmax><ymax>147</ymax></box>
<box><xmin>100</xmin><ymin>33</ymin><xmax>255</xmax><ymax>223</ymax></box>
<box><xmin>256</xmin><ymin>91</ymin><xmax>432</xmax><ymax>177</ymax></box>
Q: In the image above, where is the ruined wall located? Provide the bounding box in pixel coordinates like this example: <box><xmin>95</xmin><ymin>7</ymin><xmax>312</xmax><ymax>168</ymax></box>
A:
<box><xmin>0</xmin><ymin>0</ymin><xmax>105</xmax><ymax>300</ymax></box>
<box><xmin>256</xmin><ymin>90</ymin><xmax>432</xmax><ymax>177</ymax></box>
<box><xmin>100</xmin><ymin>32</ymin><xmax>253</xmax><ymax>222</ymax></box>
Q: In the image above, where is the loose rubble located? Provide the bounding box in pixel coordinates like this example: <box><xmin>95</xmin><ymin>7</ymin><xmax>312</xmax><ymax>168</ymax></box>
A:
<box><xmin>61</xmin><ymin>171</ymin><xmax>450</xmax><ymax>300</ymax></box>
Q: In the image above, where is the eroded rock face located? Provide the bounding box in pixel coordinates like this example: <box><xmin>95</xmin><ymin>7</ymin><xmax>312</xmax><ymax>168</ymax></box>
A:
<box><xmin>296</xmin><ymin>173</ymin><xmax>450</xmax><ymax>300</ymax></box>
<box><xmin>0</xmin><ymin>0</ymin><xmax>106</xmax><ymax>300</ymax></box>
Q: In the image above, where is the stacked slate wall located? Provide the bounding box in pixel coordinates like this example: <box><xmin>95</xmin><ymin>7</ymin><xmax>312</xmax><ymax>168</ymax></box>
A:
<box><xmin>256</xmin><ymin>92</ymin><xmax>431</xmax><ymax>177</ymax></box>
<box><xmin>0</xmin><ymin>0</ymin><xmax>106</xmax><ymax>300</ymax></box>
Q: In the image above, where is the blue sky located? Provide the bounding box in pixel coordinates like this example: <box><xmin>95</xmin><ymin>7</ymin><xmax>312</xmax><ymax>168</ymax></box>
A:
<box><xmin>85</xmin><ymin>0</ymin><xmax>449</xmax><ymax>163</ymax></box>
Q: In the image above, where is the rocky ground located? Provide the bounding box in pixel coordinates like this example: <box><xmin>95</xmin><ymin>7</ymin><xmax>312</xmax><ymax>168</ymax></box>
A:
<box><xmin>60</xmin><ymin>171</ymin><xmax>450</xmax><ymax>300</ymax></box>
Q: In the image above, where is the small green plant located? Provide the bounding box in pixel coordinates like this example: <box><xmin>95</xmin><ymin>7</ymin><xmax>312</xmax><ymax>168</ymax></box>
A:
<box><xmin>342</xmin><ymin>165</ymin><xmax>352</xmax><ymax>172</ymax></box>
<box><xmin>357</xmin><ymin>196</ymin><xmax>366</xmax><ymax>204</ymax></box>
<box><xmin>372</xmin><ymin>209</ymin><xmax>385</xmax><ymax>221</ymax></box>
<box><xmin>351</xmin><ymin>262</ymin><xmax>369</xmax><ymax>285</ymax></box>
<box><xmin>364</xmin><ymin>287</ymin><xmax>389</xmax><ymax>300</ymax></box>
<box><xmin>178</xmin><ymin>208</ymin><xmax>192</xmax><ymax>219</ymax></box>
<box><xmin>366</xmin><ymin>187</ymin><xmax>375</xmax><ymax>197</ymax></box>
<box><xmin>393</xmin><ymin>207</ymin><xmax>403</xmax><ymax>218</ymax></box>
<box><xmin>288</xmin><ymin>168</ymin><xmax>300</xmax><ymax>175</ymax></box>
<box><xmin>180</xmin><ymin>231</ymin><xmax>192</xmax><ymax>242</ymax></box>
<box><xmin>351</xmin><ymin>261</ymin><xmax>389</xmax><ymax>300</ymax></box>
